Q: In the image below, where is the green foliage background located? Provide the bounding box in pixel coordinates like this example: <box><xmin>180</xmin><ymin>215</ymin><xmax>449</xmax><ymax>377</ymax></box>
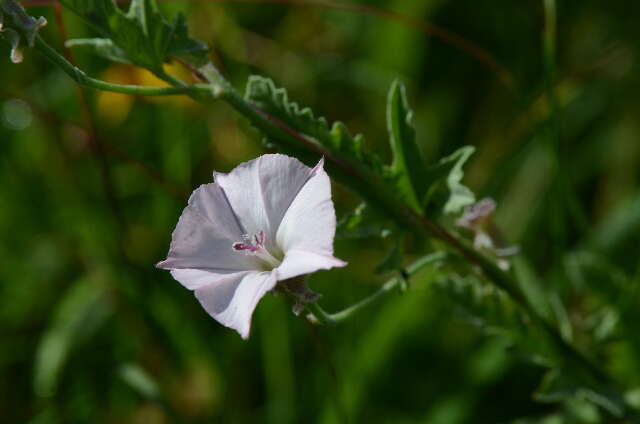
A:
<box><xmin>1</xmin><ymin>1</ymin><xmax>639</xmax><ymax>423</ymax></box>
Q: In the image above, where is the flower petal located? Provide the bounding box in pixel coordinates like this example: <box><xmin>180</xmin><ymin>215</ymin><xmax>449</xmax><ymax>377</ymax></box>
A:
<box><xmin>214</xmin><ymin>154</ymin><xmax>315</xmax><ymax>250</ymax></box>
<box><xmin>157</xmin><ymin>183</ymin><xmax>261</xmax><ymax>272</ymax></box>
<box><xmin>194</xmin><ymin>271</ymin><xmax>277</xmax><ymax>339</ymax></box>
<box><xmin>169</xmin><ymin>268</ymin><xmax>250</xmax><ymax>290</ymax></box>
<box><xmin>275</xmin><ymin>158</ymin><xmax>338</xmax><ymax>255</ymax></box>
<box><xmin>276</xmin><ymin>249</ymin><xmax>347</xmax><ymax>281</ymax></box>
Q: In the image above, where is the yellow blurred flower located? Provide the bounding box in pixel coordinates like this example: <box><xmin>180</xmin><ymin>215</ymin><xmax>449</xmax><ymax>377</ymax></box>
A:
<box><xmin>96</xmin><ymin>63</ymin><xmax>199</xmax><ymax>126</ymax></box>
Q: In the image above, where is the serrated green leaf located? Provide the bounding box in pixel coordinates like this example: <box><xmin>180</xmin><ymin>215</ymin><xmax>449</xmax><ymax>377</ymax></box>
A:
<box><xmin>423</xmin><ymin>146</ymin><xmax>476</xmax><ymax>215</ymax></box>
<box><xmin>245</xmin><ymin>75</ymin><xmax>383</xmax><ymax>174</ymax></box>
<box><xmin>244</xmin><ymin>76</ymin><xmax>474</xmax><ymax>229</ymax></box>
<box><xmin>33</xmin><ymin>275</ymin><xmax>112</xmax><ymax>397</ymax></box>
<box><xmin>59</xmin><ymin>0</ymin><xmax>208</xmax><ymax>71</ymax></box>
<box><xmin>386</xmin><ymin>80</ymin><xmax>425</xmax><ymax>211</ymax></box>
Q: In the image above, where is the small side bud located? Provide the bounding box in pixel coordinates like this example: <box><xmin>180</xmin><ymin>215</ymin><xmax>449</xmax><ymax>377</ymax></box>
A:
<box><xmin>0</xmin><ymin>0</ymin><xmax>47</xmax><ymax>64</ymax></box>
<box><xmin>457</xmin><ymin>198</ymin><xmax>518</xmax><ymax>270</ymax></box>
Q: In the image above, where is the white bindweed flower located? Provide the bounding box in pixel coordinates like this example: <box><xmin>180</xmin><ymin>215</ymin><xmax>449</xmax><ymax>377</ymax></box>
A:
<box><xmin>157</xmin><ymin>154</ymin><xmax>347</xmax><ymax>339</ymax></box>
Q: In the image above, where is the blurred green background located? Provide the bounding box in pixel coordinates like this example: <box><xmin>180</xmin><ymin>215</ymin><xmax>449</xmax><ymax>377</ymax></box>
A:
<box><xmin>1</xmin><ymin>0</ymin><xmax>640</xmax><ymax>423</ymax></box>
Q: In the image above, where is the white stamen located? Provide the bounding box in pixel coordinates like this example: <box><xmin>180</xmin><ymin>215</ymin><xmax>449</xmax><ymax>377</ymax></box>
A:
<box><xmin>232</xmin><ymin>231</ymin><xmax>281</xmax><ymax>268</ymax></box>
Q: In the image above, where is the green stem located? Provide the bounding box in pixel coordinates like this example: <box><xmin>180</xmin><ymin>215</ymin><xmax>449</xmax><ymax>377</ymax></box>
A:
<box><xmin>306</xmin><ymin>252</ymin><xmax>447</xmax><ymax>325</ymax></box>
<box><xmin>34</xmin><ymin>35</ymin><xmax>212</xmax><ymax>97</ymax></box>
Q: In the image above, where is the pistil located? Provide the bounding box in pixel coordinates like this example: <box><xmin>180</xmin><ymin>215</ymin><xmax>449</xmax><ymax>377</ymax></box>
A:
<box><xmin>232</xmin><ymin>231</ymin><xmax>281</xmax><ymax>268</ymax></box>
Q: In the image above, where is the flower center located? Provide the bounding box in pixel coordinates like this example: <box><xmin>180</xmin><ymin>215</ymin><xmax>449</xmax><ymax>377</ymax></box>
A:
<box><xmin>232</xmin><ymin>231</ymin><xmax>282</xmax><ymax>269</ymax></box>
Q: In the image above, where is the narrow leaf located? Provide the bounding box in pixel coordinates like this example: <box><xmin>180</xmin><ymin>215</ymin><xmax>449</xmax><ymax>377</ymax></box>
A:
<box><xmin>386</xmin><ymin>80</ymin><xmax>426</xmax><ymax>211</ymax></box>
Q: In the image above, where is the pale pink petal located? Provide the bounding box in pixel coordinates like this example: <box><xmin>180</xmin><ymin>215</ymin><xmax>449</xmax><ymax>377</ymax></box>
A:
<box><xmin>275</xmin><ymin>159</ymin><xmax>338</xmax><ymax>255</ymax></box>
<box><xmin>195</xmin><ymin>271</ymin><xmax>277</xmax><ymax>339</ymax></box>
<box><xmin>214</xmin><ymin>154</ymin><xmax>315</xmax><ymax>250</ymax></box>
<box><xmin>158</xmin><ymin>154</ymin><xmax>346</xmax><ymax>340</ymax></box>
<box><xmin>157</xmin><ymin>183</ymin><xmax>261</xmax><ymax>272</ymax></box>
<box><xmin>170</xmin><ymin>268</ymin><xmax>250</xmax><ymax>290</ymax></box>
<box><xmin>276</xmin><ymin>249</ymin><xmax>347</xmax><ymax>281</ymax></box>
